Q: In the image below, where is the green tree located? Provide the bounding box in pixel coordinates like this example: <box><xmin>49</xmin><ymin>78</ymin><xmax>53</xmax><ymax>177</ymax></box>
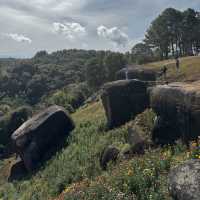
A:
<box><xmin>85</xmin><ymin>58</ymin><xmax>106</xmax><ymax>90</ymax></box>
<box><xmin>131</xmin><ymin>43</ymin><xmax>153</xmax><ymax>64</ymax></box>
<box><xmin>181</xmin><ymin>9</ymin><xmax>199</xmax><ymax>55</ymax></box>
<box><xmin>104</xmin><ymin>52</ymin><xmax>126</xmax><ymax>81</ymax></box>
<box><xmin>145</xmin><ymin>8</ymin><xmax>200</xmax><ymax>58</ymax></box>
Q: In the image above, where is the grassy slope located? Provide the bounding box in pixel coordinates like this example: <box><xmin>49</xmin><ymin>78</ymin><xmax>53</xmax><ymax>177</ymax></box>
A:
<box><xmin>145</xmin><ymin>55</ymin><xmax>200</xmax><ymax>82</ymax></box>
<box><xmin>0</xmin><ymin>102</ymin><xmax>129</xmax><ymax>200</ymax></box>
<box><xmin>0</xmin><ymin>56</ymin><xmax>199</xmax><ymax>200</ymax></box>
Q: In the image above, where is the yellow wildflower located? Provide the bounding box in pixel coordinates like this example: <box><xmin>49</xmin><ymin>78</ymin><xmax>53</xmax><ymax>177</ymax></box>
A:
<box><xmin>64</xmin><ymin>186</ymin><xmax>72</xmax><ymax>194</ymax></box>
<box><xmin>191</xmin><ymin>142</ymin><xmax>197</xmax><ymax>148</ymax></box>
<box><xmin>163</xmin><ymin>150</ymin><xmax>171</xmax><ymax>158</ymax></box>
<box><xmin>127</xmin><ymin>169</ymin><xmax>133</xmax><ymax>176</ymax></box>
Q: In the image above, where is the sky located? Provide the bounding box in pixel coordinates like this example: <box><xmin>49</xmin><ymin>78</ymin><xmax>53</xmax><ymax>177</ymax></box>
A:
<box><xmin>0</xmin><ymin>0</ymin><xmax>200</xmax><ymax>58</ymax></box>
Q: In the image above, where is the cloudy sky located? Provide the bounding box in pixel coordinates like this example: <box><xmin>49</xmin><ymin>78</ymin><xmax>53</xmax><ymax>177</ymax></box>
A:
<box><xmin>0</xmin><ymin>0</ymin><xmax>200</xmax><ymax>58</ymax></box>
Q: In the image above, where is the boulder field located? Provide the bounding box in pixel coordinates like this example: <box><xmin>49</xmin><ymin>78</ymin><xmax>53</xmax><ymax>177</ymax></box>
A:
<box><xmin>150</xmin><ymin>81</ymin><xmax>200</xmax><ymax>144</ymax></box>
<box><xmin>102</xmin><ymin>77</ymin><xmax>200</xmax><ymax>145</ymax></box>
<box><xmin>11</xmin><ymin>105</ymin><xmax>75</xmax><ymax>172</ymax></box>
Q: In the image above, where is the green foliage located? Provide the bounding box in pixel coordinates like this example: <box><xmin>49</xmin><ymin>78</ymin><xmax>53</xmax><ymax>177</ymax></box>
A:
<box><xmin>0</xmin><ymin>106</ymin><xmax>32</xmax><ymax>146</ymax></box>
<box><xmin>0</xmin><ymin>49</ymin><xmax>128</xmax><ymax>107</ymax></box>
<box><xmin>85</xmin><ymin>51</ymin><xmax>126</xmax><ymax>89</ymax></box>
<box><xmin>145</xmin><ymin>8</ymin><xmax>200</xmax><ymax>59</ymax></box>
<box><xmin>0</xmin><ymin>102</ymin><xmax>189</xmax><ymax>200</ymax></box>
<box><xmin>0</xmin><ymin>102</ymin><xmax>127</xmax><ymax>200</ymax></box>
<box><xmin>43</xmin><ymin>83</ymin><xmax>91</xmax><ymax>112</ymax></box>
<box><xmin>85</xmin><ymin>58</ymin><xmax>106</xmax><ymax>90</ymax></box>
<box><xmin>60</xmin><ymin>144</ymin><xmax>187</xmax><ymax>200</ymax></box>
<box><xmin>104</xmin><ymin>52</ymin><xmax>127</xmax><ymax>81</ymax></box>
<box><xmin>131</xmin><ymin>43</ymin><xmax>154</xmax><ymax>64</ymax></box>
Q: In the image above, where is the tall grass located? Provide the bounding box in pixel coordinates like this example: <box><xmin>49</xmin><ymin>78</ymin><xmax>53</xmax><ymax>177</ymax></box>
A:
<box><xmin>0</xmin><ymin>102</ymin><xmax>128</xmax><ymax>200</ymax></box>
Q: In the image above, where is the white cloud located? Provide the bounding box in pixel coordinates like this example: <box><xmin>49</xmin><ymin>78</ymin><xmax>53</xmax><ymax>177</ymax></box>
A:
<box><xmin>53</xmin><ymin>22</ymin><xmax>86</xmax><ymax>40</ymax></box>
<box><xmin>97</xmin><ymin>25</ymin><xmax>129</xmax><ymax>47</ymax></box>
<box><xmin>3</xmin><ymin>33</ymin><xmax>32</xmax><ymax>43</ymax></box>
<box><xmin>31</xmin><ymin>0</ymin><xmax>73</xmax><ymax>11</ymax></box>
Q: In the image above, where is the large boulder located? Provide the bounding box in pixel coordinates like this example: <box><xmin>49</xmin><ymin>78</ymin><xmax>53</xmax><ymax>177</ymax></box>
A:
<box><xmin>150</xmin><ymin>81</ymin><xmax>200</xmax><ymax>144</ymax></box>
<box><xmin>11</xmin><ymin>105</ymin><xmax>75</xmax><ymax>171</ymax></box>
<box><xmin>169</xmin><ymin>159</ymin><xmax>200</xmax><ymax>200</ymax></box>
<box><xmin>101</xmin><ymin>80</ymin><xmax>149</xmax><ymax>128</ymax></box>
<box><xmin>116</xmin><ymin>67</ymin><xmax>156</xmax><ymax>81</ymax></box>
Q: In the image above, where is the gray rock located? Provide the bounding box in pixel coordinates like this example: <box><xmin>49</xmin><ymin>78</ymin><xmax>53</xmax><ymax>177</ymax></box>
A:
<box><xmin>150</xmin><ymin>81</ymin><xmax>200</xmax><ymax>144</ymax></box>
<box><xmin>101</xmin><ymin>80</ymin><xmax>149</xmax><ymax>128</ymax></box>
<box><xmin>169</xmin><ymin>159</ymin><xmax>200</xmax><ymax>200</ymax></box>
<box><xmin>11</xmin><ymin>105</ymin><xmax>75</xmax><ymax>171</ymax></box>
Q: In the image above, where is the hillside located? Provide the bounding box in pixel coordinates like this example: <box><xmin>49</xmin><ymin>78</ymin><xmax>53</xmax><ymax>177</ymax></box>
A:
<box><xmin>145</xmin><ymin>56</ymin><xmax>200</xmax><ymax>82</ymax></box>
<box><xmin>0</xmin><ymin>101</ymin><xmax>187</xmax><ymax>200</ymax></box>
<box><xmin>0</xmin><ymin>49</ymin><xmax>126</xmax><ymax>111</ymax></box>
<box><xmin>0</xmin><ymin>56</ymin><xmax>199</xmax><ymax>199</ymax></box>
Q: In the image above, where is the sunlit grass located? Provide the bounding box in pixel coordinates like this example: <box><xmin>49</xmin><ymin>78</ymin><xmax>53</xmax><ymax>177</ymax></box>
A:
<box><xmin>145</xmin><ymin>55</ymin><xmax>200</xmax><ymax>82</ymax></box>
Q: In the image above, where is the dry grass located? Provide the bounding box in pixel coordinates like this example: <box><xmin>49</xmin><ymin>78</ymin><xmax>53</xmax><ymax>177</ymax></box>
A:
<box><xmin>145</xmin><ymin>56</ymin><xmax>200</xmax><ymax>82</ymax></box>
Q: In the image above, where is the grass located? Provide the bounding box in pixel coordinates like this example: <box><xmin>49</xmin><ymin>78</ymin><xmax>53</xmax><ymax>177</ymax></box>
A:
<box><xmin>0</xmin><ymin>56</ymin><xmax>199</xmax><ymax>200</ymax></box>
<box><xmin>0</xmin><ymin>102</ymin><xmax>129</xmax><ymax>200</ymax></box>
<box><xmin>145</xmin><ymin>55</ymin><xmax>200</xmax><ymax>82</ymax></box>
<box><xmin>55</xmin><ymin>142</ymin><xmax>188</xmax><ymax>200</ymax></box>
<box><xmin>0</xmin><ymin>102</ymin><xmax>189</xmax><ymax>200</ymax></box>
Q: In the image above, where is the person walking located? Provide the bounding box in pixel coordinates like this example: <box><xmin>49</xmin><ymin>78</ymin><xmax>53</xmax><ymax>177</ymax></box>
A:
<box><xmin>175</xmin><ymin>57</ymin><xmax>180</xmax><ymax>72</ymax></box>
<box><xmin>162</xmin><ymin>65</ymin><xmax>167</xmax><ymax>81</ymax></box>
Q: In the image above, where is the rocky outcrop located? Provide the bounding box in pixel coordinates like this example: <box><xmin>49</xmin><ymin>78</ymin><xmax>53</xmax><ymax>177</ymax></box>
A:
<box><xmin>150</xmin><ymin>81</ymin><xmax>200</xmax><ymax>144</ymax></box>
<box><xmin>100</xmin><ymin>146</ymin><xmax>119</xmax><ymax>170</ymax></box>
<box><xmin>101</xmin><ymin>80</ymin><xmax>149</xmax><ymax>128</ymax></box>
<box><xmin>116</xmin><ymin>67</ymin><xmax>156</xmax><ymax>81</ymax></box>
<box><xmin>169</xmin><ymin>159</ymin><xmax>200</xmax><ymax>200</ymax></box>
<box><xmin>11</xmin><ymin>105</ymin><xmax>75</xmax><ymax>171</ymax></box>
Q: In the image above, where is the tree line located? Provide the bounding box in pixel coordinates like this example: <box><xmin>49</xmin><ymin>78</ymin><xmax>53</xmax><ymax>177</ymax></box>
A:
<box><xmin>0</xmin><ymin>50</ymin><xmax>126</xmax><ymax>109</ymax></box>
<box><xmin>131</xmin><ymin>8</ymin><xmax>200</xmax><ymax>63</ymax></box>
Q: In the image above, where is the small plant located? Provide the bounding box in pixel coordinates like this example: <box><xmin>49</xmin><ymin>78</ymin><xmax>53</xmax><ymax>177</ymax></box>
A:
<box><xmin>188</xmin><ymin>137</ymin><xmax>200</xmax><ymax>159</ymax></box>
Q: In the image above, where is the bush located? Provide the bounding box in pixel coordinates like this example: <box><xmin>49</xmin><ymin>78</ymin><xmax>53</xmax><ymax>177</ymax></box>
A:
<box><xmin>0</xmin><ymin>106</ymin><xmax>32</xmax><ymax>146</ymax></box>
<box><xmin>43</xmin><ymin>83</ymin><xmax>91</xmax><ymax>113</ymax></box>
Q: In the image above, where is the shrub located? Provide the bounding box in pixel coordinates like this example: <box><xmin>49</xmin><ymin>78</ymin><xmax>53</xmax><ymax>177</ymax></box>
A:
<box><xmin>43</xmin><ymin>83</ymin><xmax>91</xmax><ymax>113</ymax></box>
<box><xmin>0</xmin><ymin>106</ymin><xmax>32</xmax><ymax>146</ymax></box>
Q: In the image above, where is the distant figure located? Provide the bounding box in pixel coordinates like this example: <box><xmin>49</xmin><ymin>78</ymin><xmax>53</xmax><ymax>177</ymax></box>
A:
<box><xmin>162</xmin><ymin>65</ymin><xmax>167</xmax><ymax>80</ymax></box>
<box><xmin>175</xmin><ymin>57</ymin><xmax>180</xmax><ymax>72</ymax></box>
<box><xmin>125</xmin><ymin>65</ymin><xmax>129</xmax><ymax>80</ymax></box>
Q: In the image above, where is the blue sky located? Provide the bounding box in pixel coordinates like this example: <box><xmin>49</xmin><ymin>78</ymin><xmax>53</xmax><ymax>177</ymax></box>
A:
<box><xmin>0</xmin><ymin>0</ymin><xmax>200</xmax><ymax>58</ymax></box>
